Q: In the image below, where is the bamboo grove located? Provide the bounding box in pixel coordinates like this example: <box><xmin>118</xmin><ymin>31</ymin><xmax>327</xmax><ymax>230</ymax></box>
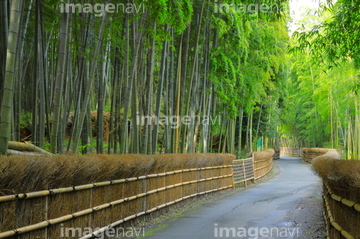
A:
<box><xmin>281</xmin><ymin>0</ymin><xmax>360</xmax><ymax>159</ymax></box>
<box><xmin>0</xmin><ymin>0</ymin><xmax>290</xmax><ymax>155</ymax></box>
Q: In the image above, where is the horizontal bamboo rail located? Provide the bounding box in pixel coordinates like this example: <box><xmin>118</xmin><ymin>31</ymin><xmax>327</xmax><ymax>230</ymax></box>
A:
<box><xmin>254</xmin><ymin>160</ymin><xmax>273</xmax><ymax>179</ymax></box>
<box><xmin>254</xmin><ymin>161</ymin><xmax>272</xmax><ymax>171</ymax></box>
<box><xmin>79</xmin><ymin>185</ymin><xmax>234</xmax><ymax>239</ymax></box>
<box><xmin>322</xmin><ymin>182</ymin><xmax>359</xmax><ymax>239</ymax></box>
<box><xmin>0</xmin><ymin>165</ymin><xmax>232</xmax><ymax>203</ymax></box>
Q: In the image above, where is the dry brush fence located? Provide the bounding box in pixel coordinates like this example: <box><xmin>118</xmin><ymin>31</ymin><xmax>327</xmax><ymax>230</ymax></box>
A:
<box><xmin>232</xmin><ymin>149</ymin><xmax>274</xmax><ymax>186</ymax></box>
<box><xmin>0</xmin><ymin>153</ymin><xmax>234</xmax><ymax>239</ymax></box>
<box><xmin>302</xmin><ymin>147</ymin><xmax>337</xmax><ymax>163</ymax></box>
<box><xmin>312</xmin><ymin>151</ymin><xmax>360</xmax><ymax>239</ymax></box>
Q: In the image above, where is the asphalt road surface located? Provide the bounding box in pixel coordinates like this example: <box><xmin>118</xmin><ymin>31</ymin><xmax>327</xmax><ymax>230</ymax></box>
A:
<box><xmin>145</xmin><ymin>157</ymin><xmax>325</xmax><ymax>239</ymax></box>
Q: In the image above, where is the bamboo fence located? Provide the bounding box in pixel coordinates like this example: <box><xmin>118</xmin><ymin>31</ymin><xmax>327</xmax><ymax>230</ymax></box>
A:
<box><xmin>252</xmin><ymin>150</ymin><xmax>274</xmax><ymax>180</ymax></box>
<box><xmin>0</xmin><ymin>154</ymin><xmax>234</xmax><ymax>239</ymax></box>
<box><xmin>323</xmin><ymin>182</ymin><xmax>360</xmax><ymax>239</ymax></box>
<box><xmin>302</xmin><ymin>147</ymin><xmax>337</xmax><ymax>163</ymax></box>
<box><xmin>279</xmin><ymin>147</ymin><xmax>302</xmax><ymax>158</ymax></box>
<box><xmin>232</xmin><ymin>158</ymin><xmax>254</xmax><ymax>186</ymax></box>
<box><xmin>233</xmin><ymin>149</ymin><xmax>274</xmax><ymax>186</ymax></box>
<box><xmin>312</xmin><ymin>152</ymin><xmax>359</xmax><ymax>239</ymax></box>
<box><xmin>253</xmin><ymin>157</ymin><xmax>273</xmax><ymax>180</ymax></box>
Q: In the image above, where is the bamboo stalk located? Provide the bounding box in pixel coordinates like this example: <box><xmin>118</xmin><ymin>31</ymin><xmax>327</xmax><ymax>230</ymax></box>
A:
<box><xmin>7</xmin><ymin>141</ymin><xmax>52</xmax><ymax>155</ymax></box>
<box><xmin>6</xmin><ymin>149</ymin><xmax>48</xmax><ymax>155</ymax></box>
<box><xmin>254</xmin><ymin>161</ymin><xmax>273</xmax><ymax>171</ymax></box>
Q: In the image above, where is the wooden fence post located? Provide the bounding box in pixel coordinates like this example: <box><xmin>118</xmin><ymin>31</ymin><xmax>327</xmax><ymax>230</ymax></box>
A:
<box><xmin>252</xmin><ymin>153</ymin><xmax>256</xmax><ymax>184</ymax></box>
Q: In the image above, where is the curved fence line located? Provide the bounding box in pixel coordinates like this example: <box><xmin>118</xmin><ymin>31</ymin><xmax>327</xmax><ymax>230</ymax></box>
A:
<box><xmin>0</xmin><ymin>173</ymin><xmax>233</xmax><ymax>238</ymax></box>
<box><xmin>324</xmin><ymin>182</ymin><xmax>360</xmax><ymax>212</ymax></box>
<box><xmin>254</xmin><ymin>160</ymin><xmax>273</xmax><ymax>180</ymax></box>
<box><xmin>323</xmin><ymin>182</ymin><xmax>359</xmax><ymax>239</ymax></box>
<box><xmin>79</xmin><ymin>185</ymin><xmax>233</xmax><ymax>239</ymax></box>
<box><xmin>312</xmin><ymin>151</ymin><xmax>359</xmax><ymax>239</ymax></box>
<box><xmin>0</xmin><ymin>151</ymin><xmax>276</xmax><ymax>239</ymax></box>
<box><xmin>0</xmin><ymin>154</ymin><xmax>235</xmax><ymax>239</ymax></box>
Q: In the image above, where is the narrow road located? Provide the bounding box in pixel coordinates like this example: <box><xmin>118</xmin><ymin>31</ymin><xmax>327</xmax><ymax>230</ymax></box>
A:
<box><xmin>145</xmin><ymin>157</ymin><xmax>325</xmax><ymax>239</ymax></box>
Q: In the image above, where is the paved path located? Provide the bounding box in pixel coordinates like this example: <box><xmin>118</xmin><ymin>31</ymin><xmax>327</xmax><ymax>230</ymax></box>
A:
<box><xmin>145</xmin><ymin>157</ymin><xmax>325</xmax><ymax>239</ymax></box>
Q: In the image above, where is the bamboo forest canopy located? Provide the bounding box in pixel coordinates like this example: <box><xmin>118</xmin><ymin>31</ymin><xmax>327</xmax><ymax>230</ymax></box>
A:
<box><xmin>0</xmin><ymin>0</ymin><xmax>359</xmax><ymax>159</ymax></box>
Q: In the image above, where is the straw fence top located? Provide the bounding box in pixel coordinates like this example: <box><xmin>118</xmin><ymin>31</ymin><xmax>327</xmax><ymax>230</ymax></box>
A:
<box><xmin>248</xmin><ymin>149</ymin><xmax>275</xmax><ymax>161</ymax></box>
<box><xmin>302</xmin><ymin>147</ymin><xmax>337</xmax><ymax>154</ymax></box>
<box><xmin>312</xmin><ymin>151</ymin><xmax>360</xmax><ymax>203</ymax></box>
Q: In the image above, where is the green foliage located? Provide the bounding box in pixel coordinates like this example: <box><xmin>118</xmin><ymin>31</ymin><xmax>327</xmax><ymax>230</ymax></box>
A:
<box><xmin>281</xmin><ymin>0</ymin><xmax>360</xmax><ymax>155</ymax></box>
<box><xmin>208</xmin><ymin>0</ymin><xmax>290</xmax><ymax>150</ymax></box>
<box><xmin>20</xmin><ymin>111</ymin><xmax>32</xmax><ymax>129</ymax></box>
<box><xmin>144</xmin><ymin>0</ymin><xmax>193</xmax><ymax>34</ymax></box>
<box><xmin>291</xmin><ymin>0</ymin><xmax>360</xmax><ymax>68</ymax></box>
<box><xmin>282</xmin><ymin>47</ymin><xmax>360</xmax><ymax>147</ymax></box>
<box><xmin>5</xmin><ymin>0</ymin><xmax>295</xmax><ymax>155</ymax></box>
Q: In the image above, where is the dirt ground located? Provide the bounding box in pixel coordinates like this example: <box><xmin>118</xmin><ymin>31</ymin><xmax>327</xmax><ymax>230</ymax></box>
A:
<box><xmin>284</xmin><ymin>195</ymin><xmax>326</xmax><ymax>238</ymax></box>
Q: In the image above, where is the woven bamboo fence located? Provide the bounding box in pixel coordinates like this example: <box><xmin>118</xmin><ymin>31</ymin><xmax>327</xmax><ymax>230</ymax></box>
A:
<box><xmin>0</xmin><ymin>153</ymin><xmax>234</xmax><ymax>239</ymax></box>
<box><xmin>312</xmin><ymin>151</ymin><xmax>360</xmax><ymax>239</ymax></box>
<box><xmin>233</xmin><ymin>149</ymin><xmax>274</xmax><ymax>186</ymax></box>
<box><xmin>232</xmin><ymin>158</ymin><xmax>254</xmax><ymax>186</ymax></box>
<box><xmin>279</xmin><ymin>147</ymin><xmax>302</xmax><ymax>158</ymax></box>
